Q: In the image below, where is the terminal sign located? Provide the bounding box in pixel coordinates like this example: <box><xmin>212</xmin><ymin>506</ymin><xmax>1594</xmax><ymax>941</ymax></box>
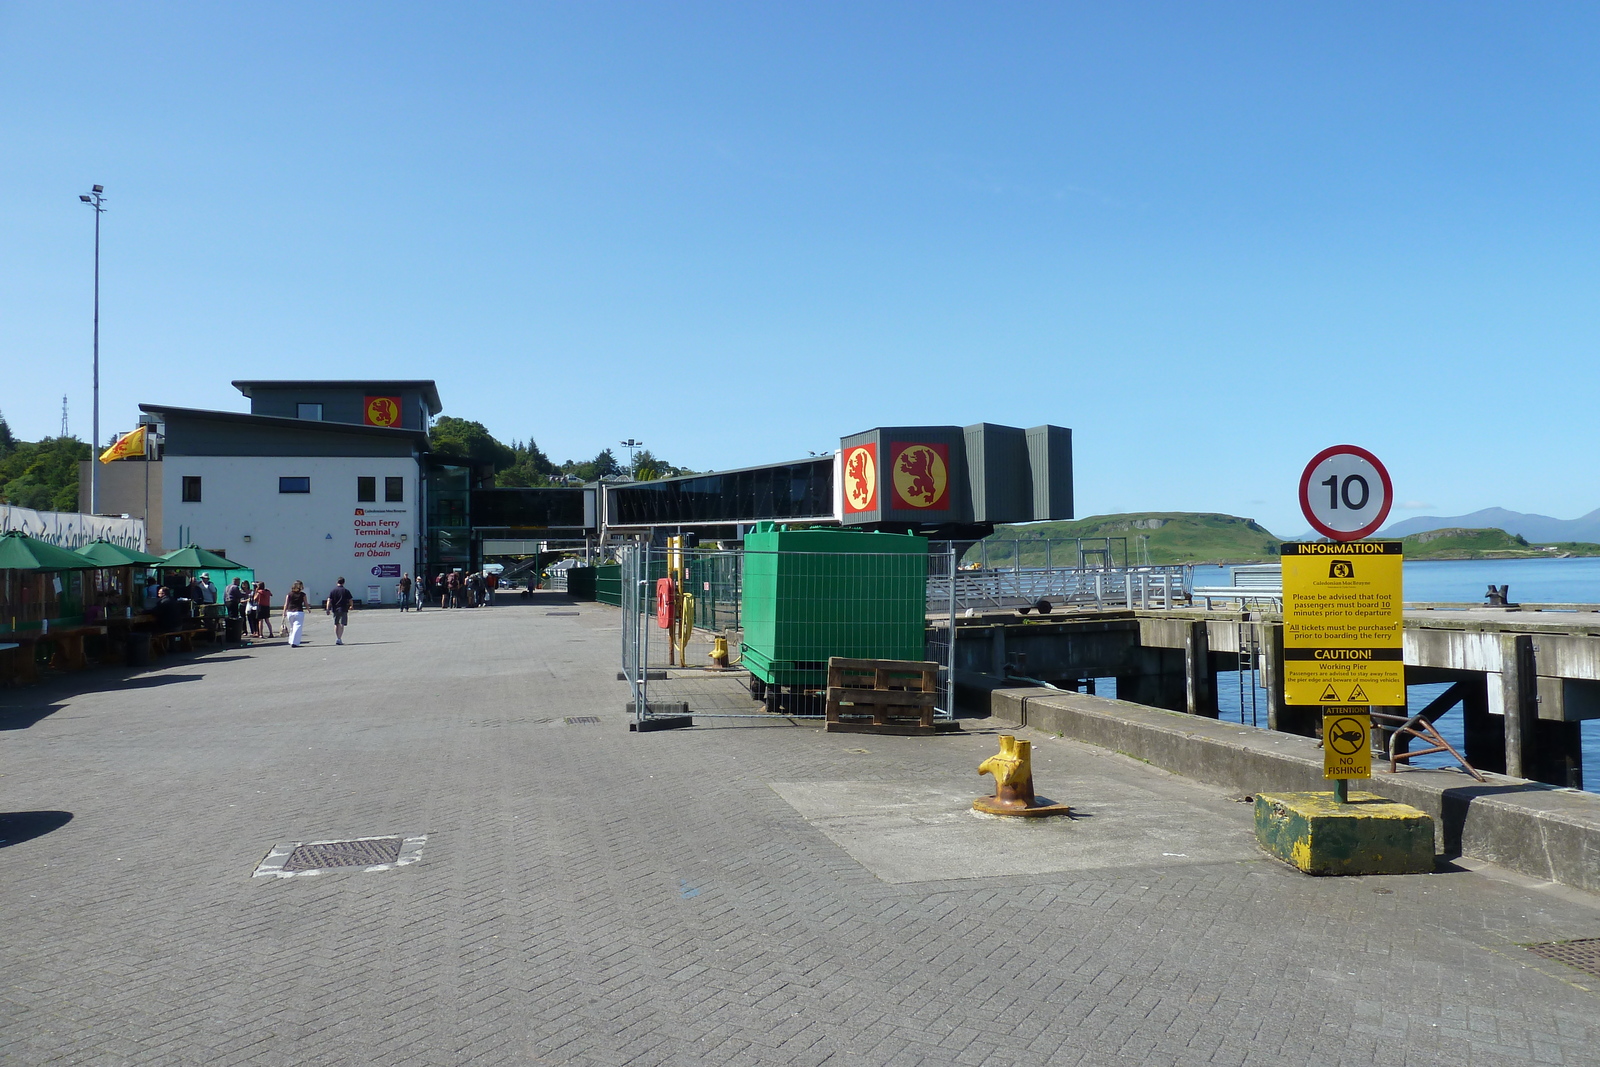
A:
<box><xmin>1281</xmin><ymin>540</ymin><xmax>1404</xmax><ymax>706</ymax></box>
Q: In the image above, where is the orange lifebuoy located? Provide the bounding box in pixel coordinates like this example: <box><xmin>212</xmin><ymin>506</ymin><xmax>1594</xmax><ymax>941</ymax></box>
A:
<box><xmin>656</xmin><ymin>577</ymin><xmax>675</xmax><ymax>629</ymax></box>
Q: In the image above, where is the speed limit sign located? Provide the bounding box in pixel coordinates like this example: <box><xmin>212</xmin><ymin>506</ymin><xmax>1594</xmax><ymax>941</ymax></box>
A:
<box><xmin>1298</xmin><ymin>444</ymin><xmax>1393</xmax><ymax>541</ymax></box>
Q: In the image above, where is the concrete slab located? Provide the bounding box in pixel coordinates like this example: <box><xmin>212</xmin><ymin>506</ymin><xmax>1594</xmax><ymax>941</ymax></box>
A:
<box><xmin>769</xmin><ymin>758</ymin><xmax>1260</xmax><ymax>883</ymax></box>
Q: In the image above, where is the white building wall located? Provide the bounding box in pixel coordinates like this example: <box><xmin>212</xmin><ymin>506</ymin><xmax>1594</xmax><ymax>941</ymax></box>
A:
<box><xmin>161</xmin><ymin>456</ymin><xmax>420</xmax><ymax>606</ymax></box>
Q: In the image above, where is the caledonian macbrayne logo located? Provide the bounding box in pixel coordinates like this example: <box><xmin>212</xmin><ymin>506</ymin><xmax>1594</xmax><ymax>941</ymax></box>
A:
<box><xmin>890</xmin><ymin>442</ymin><xmax>950</xmax><ymax>510</ymax></box>
<box><xmin>364</xmin><ymin>396</ymin><xmax>401</xmax><ymax>428</ymax></box>
<box><xmin>842</xmin><ymin>443</ymin><xmax>878</xmax><ymax>513</ymax></box>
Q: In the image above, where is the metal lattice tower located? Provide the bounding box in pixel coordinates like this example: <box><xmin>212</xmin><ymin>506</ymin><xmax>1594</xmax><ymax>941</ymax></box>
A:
<box><xmin>61</xmin><ymin>395</ymin><xmax>69</xmax><ymax>438</ymax></box>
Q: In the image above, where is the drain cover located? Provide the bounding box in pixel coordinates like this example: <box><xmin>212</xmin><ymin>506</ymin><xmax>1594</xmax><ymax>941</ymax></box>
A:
<box><xmin>1527</xmin><ymin>938</ymin><xmax>1600</xmax><ymax>979</ymax></box>
<box><xmin>565</xmin><ymin>716</ymin><xmax>601</xmax><ymax>725</ymax></box>
<box><xmin>254</xmin><ymin>833</ymin><xmax>427</xmax><ymax>878</ymax></box>
<box><xmin>285</xmin><ymin>837</ymin><xmax>401</xmax><ymax>871</ymax></box>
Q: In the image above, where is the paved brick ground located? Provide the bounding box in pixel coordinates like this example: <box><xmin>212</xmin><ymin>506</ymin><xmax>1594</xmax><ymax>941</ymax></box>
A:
<box><xmin>3</xmin><ymin>595</ymin><xmax>1600</xmax><ymax>1066</ymax></box>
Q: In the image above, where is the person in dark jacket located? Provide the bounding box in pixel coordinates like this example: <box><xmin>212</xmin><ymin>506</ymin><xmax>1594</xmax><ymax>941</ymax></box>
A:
<box><xmin>326</xmin><ymin>577</ymin><xmax>355</xmax><ymax>646</ymax></box>
<box><xmin>154</xmin><ymin>587</ymin><xmax>186</xmax><ymax>632</ymax></box>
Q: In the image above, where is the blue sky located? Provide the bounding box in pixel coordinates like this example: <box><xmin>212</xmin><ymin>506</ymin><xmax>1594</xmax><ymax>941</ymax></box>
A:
<box><xmin>3</xmin><ymin>3</ymin><xmax>1597</xmax><ymax>536</ymax></box>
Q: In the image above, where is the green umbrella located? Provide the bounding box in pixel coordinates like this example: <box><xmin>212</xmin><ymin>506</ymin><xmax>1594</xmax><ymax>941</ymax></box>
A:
<box><xmin>157</xmin><ymin>544</ymin><xmax>249</xmax><ymax>572</ymax></box>
<box><xmin>0</xmin><ymin>531</ymin><xmax>98</xmax><ymax>571</ymax></box>
<box><xmin>75</xmin><ymin>539</ymin><xmax>165</xmax><ymax>567</ymax></box>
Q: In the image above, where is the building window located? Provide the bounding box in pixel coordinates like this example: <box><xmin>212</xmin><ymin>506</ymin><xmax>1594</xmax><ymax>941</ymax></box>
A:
<box><xmin>297</xmin><ymin>403</ymin><xmax>323</xmax><ymax>421</ymax></box>
<box><xmin>279</xmin><ymin>477</ymin><xmax>311</xmax><ymax>494</ymax></box>
<box><xmin>182</xmin><ymin>476</ymin><xmax>202</xmax><ymax>503</ymax></box>
<box><xmin>385</xmin><ymin>476</ymin><xmax>404</xmax><ymax>502</ymax></box>
<box><xmin>357</xmin><ymin>477</ymin><xmax>376</xmax><ymax>502</ymax></box>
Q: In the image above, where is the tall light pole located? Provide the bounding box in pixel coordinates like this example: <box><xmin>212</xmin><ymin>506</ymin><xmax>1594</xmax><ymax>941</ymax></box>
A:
<box><xmin>79</xmin><ymin>184</ymin><xmax>106</xmax><ymax>514</ymax></box>
<box><xmin>620</xmin><ymin>438</ymin><xmax>643</xmax><ymax>476</ymax></box>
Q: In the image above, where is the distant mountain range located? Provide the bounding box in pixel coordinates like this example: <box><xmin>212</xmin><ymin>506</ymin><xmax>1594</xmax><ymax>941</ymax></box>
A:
<box><xmin>1380</xmin><ymin>508</ymin><xmax>1600</xmax><ymax>543</ymax></box>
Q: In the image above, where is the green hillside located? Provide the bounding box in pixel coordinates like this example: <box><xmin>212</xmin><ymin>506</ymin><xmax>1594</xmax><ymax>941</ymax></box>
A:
<box><xmin>974</xmin><ymin>512</ymin><xmax>1284</xmax><ymax>567</ymax></box>
<box><xmin>1402</xmin><ymin>527</ymin><xmax>1600</xmax><ymax>559</ymax></box>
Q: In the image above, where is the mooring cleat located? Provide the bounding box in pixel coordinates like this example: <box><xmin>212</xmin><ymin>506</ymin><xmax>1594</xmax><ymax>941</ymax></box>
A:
<box><xmin>974</xmin><ymin>735</ymin><xmax>1072</xmax><ymax>817</ymax></box>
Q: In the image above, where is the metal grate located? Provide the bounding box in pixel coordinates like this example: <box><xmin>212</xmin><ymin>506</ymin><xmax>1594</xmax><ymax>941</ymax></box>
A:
<box><xmin>564</xmin><ymin>716</ymin><xmax>601</xmax><ymax>725</ymax></box>
<box><xmin>1527</xmin><ymin>938</ymin><xmax>1600</xmax><ymax>979</ymax></box>
<box><xmin>282</xmin><ymin>836</ymin><xmax>402</xmax><ymax>872</ymax></box>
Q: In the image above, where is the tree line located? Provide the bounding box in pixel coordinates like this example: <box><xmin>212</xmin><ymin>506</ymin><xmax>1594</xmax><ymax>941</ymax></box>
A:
<box><xmin>428</xmin><ymin>417</ymin><xmax>689</xmax><ymax>485</ymax></box>
<box><xmin>0</xmin><ymin>413</ymin><xmax>89</xmax><ymax>512</ymax></box>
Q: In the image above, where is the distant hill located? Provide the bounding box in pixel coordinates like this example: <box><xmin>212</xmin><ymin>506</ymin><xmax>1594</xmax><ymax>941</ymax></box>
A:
<box><xmin>1383</xmin><ymin>507</ymin><xmax>1600</xmax><ymax>543</ymax></box>
<box><xmin>1401</xmin><ymin>527</ymin><xmax>1600</xmax><ymax>560</ymax></box>
<box><xmin>979</xmin><ymin>512</ymin><xmax>1283</xmax><ymax>566</ymax></box>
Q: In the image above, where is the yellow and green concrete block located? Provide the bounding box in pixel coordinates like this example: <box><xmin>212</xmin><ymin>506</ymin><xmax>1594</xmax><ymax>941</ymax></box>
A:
<box><xmin>1254</xmin><ymin>791</ymin><xmax>1435</xmax><ymax>876</ymax></box>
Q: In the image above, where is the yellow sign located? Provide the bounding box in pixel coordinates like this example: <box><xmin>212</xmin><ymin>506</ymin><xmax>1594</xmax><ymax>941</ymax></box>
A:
<box><xmin>1282</xmin><ymin>540</ymin><xmax>1403</xmax><ymax>706</ymax></box>
<box><xmin>99</xmin><ymin>425</ymin><xmax>147</xmax><ymax>463</ymax></box>
<box><xmin>1323</xmin><ymin>707</ymin><xmax>1372</xmax><ymax>779</ymax></box>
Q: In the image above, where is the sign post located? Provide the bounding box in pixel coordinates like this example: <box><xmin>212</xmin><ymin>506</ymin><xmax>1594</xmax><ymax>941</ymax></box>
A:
<box><xmin>1284</xmin><ymin>445</ymin><xmax>1401</xmax><ymax>802</ymax></box>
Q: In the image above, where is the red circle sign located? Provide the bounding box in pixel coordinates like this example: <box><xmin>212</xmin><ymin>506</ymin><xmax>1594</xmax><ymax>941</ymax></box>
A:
<box><xmin>1298</xmin><ymin>444</ymin><xmax>1394</xmax><ymax>541</ymax></box>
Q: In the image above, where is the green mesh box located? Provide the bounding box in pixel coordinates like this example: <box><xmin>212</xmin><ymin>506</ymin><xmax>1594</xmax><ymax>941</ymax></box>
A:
<box><xmin>740</xmin><ymin>524</ymin><xmax>928</xmax><ymax>687</ymax></box>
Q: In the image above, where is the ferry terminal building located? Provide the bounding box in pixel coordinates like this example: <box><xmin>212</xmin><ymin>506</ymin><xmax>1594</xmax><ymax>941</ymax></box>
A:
<box><xmin>92</xmin><ymin>378</ymin><xmax>1072</xmax><ymax>607</ymax></box>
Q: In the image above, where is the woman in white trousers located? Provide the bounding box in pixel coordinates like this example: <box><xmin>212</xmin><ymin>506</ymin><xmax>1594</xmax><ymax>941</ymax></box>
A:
<box><xmin>282</xmin><ymin>579</ymin><xmax>309</xmax><ymax>647</ymax></box>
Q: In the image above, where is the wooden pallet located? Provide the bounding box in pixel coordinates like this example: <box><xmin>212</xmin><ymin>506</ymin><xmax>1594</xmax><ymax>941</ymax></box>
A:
<box><xmin>824</xmin><ymin>657</ymin><xmax>958</xmax><ymax>735</ymax></box>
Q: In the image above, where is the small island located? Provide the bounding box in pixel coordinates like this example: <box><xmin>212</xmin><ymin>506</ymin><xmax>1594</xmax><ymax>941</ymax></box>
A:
<box><xmin>977</xmin><ymin>513</ymin><xmax>1600</xmax><ymax>566</ymax></box>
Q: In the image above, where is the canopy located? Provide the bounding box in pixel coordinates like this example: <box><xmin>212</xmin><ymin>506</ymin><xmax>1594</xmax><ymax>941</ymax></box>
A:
<box><xmin>157</xmin><ymin>544</ymin><xmax>250</xmax><ymax>572</ymax></box>
<box><xmin>0</xmin><ymin>531</ymin><xmax>98</xmax><ymax>572</ymax></box>
<box><xmin>75</xmin><ymin>539</ymin><xmax>165</xmax><ymax>567</ymax></box>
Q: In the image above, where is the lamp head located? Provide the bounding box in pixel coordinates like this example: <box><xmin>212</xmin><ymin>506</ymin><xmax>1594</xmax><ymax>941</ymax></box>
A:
<box><xmin>92</xmin><ymin>185</ymin><xmax>103</xmax><ymax>193</ymax></box>
<box><xmin>80</xmin><ymin>195</ymin><xmax>92</xmax><ymax>202</ymax></box>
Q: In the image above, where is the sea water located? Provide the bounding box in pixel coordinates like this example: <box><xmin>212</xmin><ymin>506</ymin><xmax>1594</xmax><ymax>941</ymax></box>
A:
<box><xmin>1179</xmin><ymin>557</ymin><xmax>1600</xmax><ymax>790</ymax></box>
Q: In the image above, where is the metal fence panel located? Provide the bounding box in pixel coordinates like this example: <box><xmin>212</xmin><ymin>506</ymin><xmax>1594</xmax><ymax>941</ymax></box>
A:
<box><xmin>621</xmin><ymin>542</ymin><xmax>959</xmax><ymax>726</ymax></box>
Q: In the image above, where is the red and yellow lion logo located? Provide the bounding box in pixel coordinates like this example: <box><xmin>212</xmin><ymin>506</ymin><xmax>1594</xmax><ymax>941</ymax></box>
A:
<box><xmin>843</xmin><ymin>444</ymin><xmax>877</xmax><ymax>513</ymax></box>
<box><xmin>890</xmin><ymin>442</ymin><xmax>949</xmax><ymax>510</ymax></box>
<box><xmin>364</xmin><ymin>396</ymin><xmax>401</xmax><ymax>428</ymax></box>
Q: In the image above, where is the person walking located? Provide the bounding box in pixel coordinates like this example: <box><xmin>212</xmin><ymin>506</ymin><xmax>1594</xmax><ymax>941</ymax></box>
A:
<box><xmin>398</xmin><ymin>573</ymin><xmax>413</xmax><ymax>612</ymax></box>
<box><xmin>283</xmin><ymin>580</ymin><xmax>309</xmax><ymax>648</ymax></box>
<box><xmin>327</xmin><ymin>577</ymin><xmax>354</xmax><ymax>645</ymax></box>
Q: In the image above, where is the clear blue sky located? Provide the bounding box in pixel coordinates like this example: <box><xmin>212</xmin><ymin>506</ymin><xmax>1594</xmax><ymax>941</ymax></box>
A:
<box><xmin>4</xmin><ymin>3</ymin><xmax>1597</xmax><ymax>536</ymax></box>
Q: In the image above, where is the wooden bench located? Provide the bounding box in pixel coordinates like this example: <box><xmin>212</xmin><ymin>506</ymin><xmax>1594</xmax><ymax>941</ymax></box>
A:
<box><xmin>824</xmin><ymin>657</ymin><xmax>958</xmax><ymax>735</ymax></box>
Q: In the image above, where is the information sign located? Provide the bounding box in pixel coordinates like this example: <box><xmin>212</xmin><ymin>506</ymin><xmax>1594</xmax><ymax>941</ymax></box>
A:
<box><xmin>1322</xmin><ymin>707</ymin><xmax>1373</xmax><ymax>779</ymax></box>
<box><xmin>1282</xmin><ymin>540</ymin><xmax>1404</xmax><ymax>706</ymax></box>
<box><xmin>1298</xmin><ymin>444</ymin><xmax>1394</xmax><ymax>541</ymax></box>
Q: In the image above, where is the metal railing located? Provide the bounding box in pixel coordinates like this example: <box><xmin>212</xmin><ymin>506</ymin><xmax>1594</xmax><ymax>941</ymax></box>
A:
<box><xmin>930</xmin><ymin>564</ymin><xmax>1192</xmax><ymax>612</ymax></box>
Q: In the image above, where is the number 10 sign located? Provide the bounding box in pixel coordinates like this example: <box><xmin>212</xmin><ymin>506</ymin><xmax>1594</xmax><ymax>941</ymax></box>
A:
<box><xmin>1298</xmin><ymin>444</ymin><xmax>1394</xmax><ymax>542</ymax></box>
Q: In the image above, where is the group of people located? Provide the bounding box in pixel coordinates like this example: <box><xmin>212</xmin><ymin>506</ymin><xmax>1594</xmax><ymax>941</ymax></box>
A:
<box><xmin>220</xmin><ymin>576</ymin><xmax>278</xmax><ymax>639</ymax></box>
<box><xmin>414</xmin><ymin>569</ymin><xmax>500</xmax><ymax>610</ymax></box>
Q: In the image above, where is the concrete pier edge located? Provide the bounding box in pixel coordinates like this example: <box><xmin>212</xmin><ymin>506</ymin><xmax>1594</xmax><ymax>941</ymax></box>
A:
<box><xmin>957</xmin><ymin>673</ymin><xmax>1600</xmax><ymax>894</ymax></box>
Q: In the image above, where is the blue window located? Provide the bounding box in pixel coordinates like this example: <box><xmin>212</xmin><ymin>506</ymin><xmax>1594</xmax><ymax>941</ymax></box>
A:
<box><xmin>279</xmin><ymin>477</ymin><xmax>311</xmax><ymax>494</ymax></box>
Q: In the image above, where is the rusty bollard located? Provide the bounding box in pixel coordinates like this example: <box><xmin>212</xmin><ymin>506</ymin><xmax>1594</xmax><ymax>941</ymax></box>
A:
<box><xmin>973</xmin><ymin>735</ymin><xmax>1072</xmax><ymax>817</ymax></box>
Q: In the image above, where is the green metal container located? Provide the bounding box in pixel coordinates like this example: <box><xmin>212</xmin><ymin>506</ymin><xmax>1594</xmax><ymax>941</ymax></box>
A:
<box><xmin>594</xmin><ymin>563</ymin><xmax>622</xmax><ymax>606</ymax></box>
<box><xmin>740</xmin><ymin>523</ymin><xmax>928</xmax><ymax>688</ymax></box>
<box><xmin>565</xmin><ymin>566</ymin><xmax>597</xmax><ymax>600</ymax></box>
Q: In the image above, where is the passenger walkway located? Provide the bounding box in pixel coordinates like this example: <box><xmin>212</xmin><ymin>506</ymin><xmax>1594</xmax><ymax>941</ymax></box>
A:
<box><xmin>2</xmin><ymin>596</ymin><xmax>1599</xmax><ymax>1065</ymax></box>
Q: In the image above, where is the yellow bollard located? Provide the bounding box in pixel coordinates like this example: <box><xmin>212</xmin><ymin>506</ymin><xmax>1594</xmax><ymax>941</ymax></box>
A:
<box><xmin>710</xmin><ymin>634</ymin><xmax>729</xmax><ymax>670</ymax></box>
<box><xmin>974</xmin><ymin>735</ymin><xmax>1072</xmax><ymax>817</ymax></box>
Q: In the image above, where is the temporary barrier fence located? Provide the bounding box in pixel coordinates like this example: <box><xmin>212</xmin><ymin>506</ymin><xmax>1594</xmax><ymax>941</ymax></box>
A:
<box><xmin>620</xmin><ymin>541</ymin><xmax>959</xmax><ymax>728</ymax></box>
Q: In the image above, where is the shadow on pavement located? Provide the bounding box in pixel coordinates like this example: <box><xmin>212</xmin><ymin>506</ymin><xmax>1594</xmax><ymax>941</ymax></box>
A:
<box><xmin>0</xmin><ymin>810</ymin><xmax>73</xmax><ymax>848</ymax></box>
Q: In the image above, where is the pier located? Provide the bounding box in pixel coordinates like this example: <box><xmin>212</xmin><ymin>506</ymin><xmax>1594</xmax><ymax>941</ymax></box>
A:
<box><xmin>953</xmin><ymin>605</ymin><xmax>1600</xmax><ymax>788</ymax></box>
<box><xmin>4</xmin><ymin>600</ymin><xmax>1600</xmax><ymax>1065</ymax></box>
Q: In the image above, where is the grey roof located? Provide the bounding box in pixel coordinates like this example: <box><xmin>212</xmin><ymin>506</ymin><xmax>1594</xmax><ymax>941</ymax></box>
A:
<box><xmin>231</xmin><ymin>379</ymin><xmax>444</xmax><ymax>415</ymax></box>
<box><xmin>139</xmin><ymin>403</ymin><xmax>431</xmax><ymax>445</ymax></box>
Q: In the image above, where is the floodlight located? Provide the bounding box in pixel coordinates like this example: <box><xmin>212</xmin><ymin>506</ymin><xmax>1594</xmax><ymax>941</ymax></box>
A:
<box><xmin>80</xmin><ymin>195</ymin><xmax>91</xmax><ymax>202</ymax></box>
